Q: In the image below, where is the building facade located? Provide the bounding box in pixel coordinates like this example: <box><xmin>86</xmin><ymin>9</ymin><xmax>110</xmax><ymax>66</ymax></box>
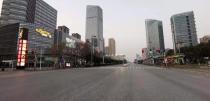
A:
<box><xmin>22</xmin><ymin>23</ymin><xmax>54</xmax><ymax>53</ymax></box>
<box><xmin>85</xmin><ymin>5</ymin><xmax>104</xmax><ymax>54</ymax></box>
<box><xmin>0</xmin><ymin>0</ymin><xmax>57</xmax><ymax>68</ymax></box>
<box><xmin>54</xmin><ymin>26</ymin><xmax>70</xmax><ymax>46</ymax></box>
<box><xmin>0</xmin><ymin>23</ymin><xmax>54</xmax><ymax>63</ymax></box>
<box><xmin>108</xmin><ymin>38</ymin><xmax>116</xmax><ymax>56</ymax></box>
<box><xmin>54</xmin><ymin>26</ymin><xmax>82</xmax><ymax>49</ymax></box>
<box><xmin>0</xmin><ymin>23</ymin><xmax>19</xmax><ymax>60</ymax></box>
<box><xmin>200</xmin><ymin>35</ymin><xmax>210</xmax><ymax>44</ymax></box>
<box><xmin>145</xmin><ymin>19</ymin><xmax>165</xmax><ymax>55</ymax></box>
<box><xmin>0</xmin><ymin>0</ymin><xmax>57</xmax><ymax>52</ymax></box>
<box><xmin>72</xmin><ymin>33</ymin><xmax>81</xmax><ymax>40</ymax></box>
<box><xmin>171</xmin><ymin>11</ymin><xmax>198</xmax><ymax>53</ymax></box>
<box><xmin>0</xmin><ymin>0</ymin><xmax>30</xmax><ymax>25</ymax></box>
<box><xmin>0</xmin><ymin>0</ymin><xmax>57</xmax><ymax>34</ymax></box>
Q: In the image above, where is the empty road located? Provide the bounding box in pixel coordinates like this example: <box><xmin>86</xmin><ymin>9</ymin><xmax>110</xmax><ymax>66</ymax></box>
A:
<box><xmin>1</xmin><ymin>64</ymin><xmax>210</xmax><ymax>101</ymax></box>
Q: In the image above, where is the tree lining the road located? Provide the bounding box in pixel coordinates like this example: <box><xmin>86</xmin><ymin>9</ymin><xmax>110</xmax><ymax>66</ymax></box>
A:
<box><xmin>180</xmin><ymin>43</ymin><xmax>210</xmax><ymax>64</ymax></box>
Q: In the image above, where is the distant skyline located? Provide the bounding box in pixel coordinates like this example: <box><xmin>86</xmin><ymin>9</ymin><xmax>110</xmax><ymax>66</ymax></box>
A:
<box><xmin>0</xmin><ymin>0</ymin><xmax>210</xmax><ymax>61</ymax></box>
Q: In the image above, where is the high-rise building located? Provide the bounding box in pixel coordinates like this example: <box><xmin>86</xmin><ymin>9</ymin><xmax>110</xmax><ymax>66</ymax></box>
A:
<box><xmin>145</xmin><ymin>19</ymin><xmax>165</xmax><ymax>54</ymax></box>
<box><xmin>85</xmin><ymin>5</ymin><xmax>104</xmax><ymax>54</ymax></box>
<box><xmin>0</xmin><ymin>0</ymin><xmax>28</xmax><ymax>25</ymax></box>
<box><xmin>0</xmin><ymin>0</ymin><xmax>57</xmax><ymax>67</ymax></box>
<box><xmin>0</xmin><ymin>0</ymin><xmax>57</xmax><ymax>33</ymax></box>
<box><xmin>108</xmin><ymin>38</ymin><xmax>116</xmax><ymax>56</ymax></box>
<box><xmin>54</xmin><ymin>26</ymin><xmax>70</xmax><ymax>46</ymax></box>
<box><xmin>0</xmin><ymin>23</ymin><xmax>20</xmax><ymax>60</ymax></box>
<box><xmin>72</xmin><ymin>33</ymin><xmax>81</xmax><ymax>40</ymax></box>
<box><xmin>0</xmin><ymin>0</ymin><xmax>57</xmax><ymax>52</ymax></box>
<box><xmin>54</xmin><ymin>26</ymin><xmax>82</xmax><ymax>49</ymax></box>
<box><xmin>171</xmin><ymin>11</ymin><xmax>198</xmax><ymax>53</ymax></box>
<box><xmin>0</xmin><ymin>0</ymin><xmax>57</xmax><ymax>50</ymax></box>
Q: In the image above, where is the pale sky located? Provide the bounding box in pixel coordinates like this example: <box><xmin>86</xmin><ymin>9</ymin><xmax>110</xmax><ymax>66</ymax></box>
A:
<box><xmin>0</xmin><ymin>0</ymin><xmax>210</xmax><ymax>61</ymax></box>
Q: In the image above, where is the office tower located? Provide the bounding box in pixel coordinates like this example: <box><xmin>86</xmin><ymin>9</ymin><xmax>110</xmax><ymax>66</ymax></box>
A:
<box><xmin>85</xmin><ymin>5</ymin><xmax>104</xmax><ymax>54</ymax></box>
<box><xmin>54</xmin><ymin>26</ymin><xmax>70</xmax><ymax>46</ymax></box>
<box><xmin>0</xmin><ymin>0</ymin><xmax>57</xmax><ymax>50</ymax></box>
<box><xmin>0</xmin><ymin>0</ymin><xmax>57</xmax><ymax>33</ymax></box>
<box><xmin>171</xmin><ymin>11</ymin><xmax>198</xmax><ymax>53</ymax></box>
<box><xmin>145</xmin><ymin>19</ymin><xmax>165</xmax><ymax>54</ymax></box>
<box><xmin>0</xmin><ymin>0</ymin><xmax>30</xmax><ymax>25</ymax></box>
<box><xmin>0</xmin><ymin>0</ymin><xmax>57</xmax><ymax>52</ymax></box>
<box><xmin>108</xmin><ymin>38</ymin><xmax>116</xmax><ymax>56</ymax></box>
<box><xmin>72</xmin><ymin>33</ymin><xmax>81</xmax><ymax>40</ymax></box>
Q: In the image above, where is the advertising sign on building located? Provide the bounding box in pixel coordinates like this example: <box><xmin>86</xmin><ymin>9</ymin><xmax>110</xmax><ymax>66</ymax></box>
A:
<box><xmin>17</xmin><ymin>28</ymin><xmax>28</xmax><ymax>68</ymax></box>
<box><xmin>35</xmin><ymin>28</ymin><xmax>52</xmax><ymax>38</ymax></box>
<box><xmin>66</xmin><ymin>37</ymin><xmax>76</xmax><ymax>48</ymax></box>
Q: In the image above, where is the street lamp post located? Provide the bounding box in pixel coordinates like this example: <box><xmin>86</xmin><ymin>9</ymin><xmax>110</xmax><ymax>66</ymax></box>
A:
<box><xmin>40</xmin><ymin>48</ymin><xmax>42</xmax><ymax>70</ymax></box>
<box><xmin>32</xmin><ymin>36</ymin><xmax>37</xmax><ymax>70</ymax></box>
<box><xmin>90</xmin><ymin>42</ymin><xmax>93</xmax><ymax>66</ymax></box>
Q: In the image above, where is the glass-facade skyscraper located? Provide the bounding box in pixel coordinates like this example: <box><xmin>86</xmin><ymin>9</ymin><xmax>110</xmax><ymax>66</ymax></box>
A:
<box><xmin>85</xmin><ymin>5</ymin><xmax>104</xmax><ymax>54</ymax></box>
<box><xmin>145</xmin><ymin>19</ymin><xmax>165</xmax><ymax>55</ymax></box>
<box><xmin>171</xmin><ymin>11</ymin><xmax>198</xmax><ymax>53</ymax></box>
<box><xmin>0</xmin><ymin>0</ymin><xmax>57</xmax><ymax>33</ymax></box>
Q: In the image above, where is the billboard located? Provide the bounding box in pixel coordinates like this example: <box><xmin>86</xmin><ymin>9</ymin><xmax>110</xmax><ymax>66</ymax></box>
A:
<box><xmin>35</xmin><ymin>28</ymin><xmax>52</xmax><ymax>38</ymax></box>
<box><xmin>66</xmin><ymin>37</ymin><xmax>76</xmax><ymax>48</ymax></box>
<box><xmin>16</xmin><ymin>28</ymin><xmax>28</xmax><ymax>68</ymax></box>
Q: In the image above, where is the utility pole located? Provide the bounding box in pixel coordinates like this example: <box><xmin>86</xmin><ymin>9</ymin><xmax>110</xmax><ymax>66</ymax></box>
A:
<box><xmin>90</xmin><ymin>44</ymin><xmax>93</xmax><ymax>66</ymax></box>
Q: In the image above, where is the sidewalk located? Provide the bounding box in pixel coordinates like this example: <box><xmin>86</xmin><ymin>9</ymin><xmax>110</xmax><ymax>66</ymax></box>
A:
<box><xmin>0</xmin><ymin>68</ymin><xmax>16</xmax><ymax>72</ymax></box>
<box><xmin>24</xmin><ymin>67</ymin><xmax>75</xmax><ymax>72</ymax></box>
<box><xmin>0</xmin><ymin>67</ymin><xmax>57</xmax><ymax>72</ymax></box>
<box><xmin>171</xmin><ymin>64</ymin><xmax>209</xmax><ymax>69</ymax></box>
<box><xmin>25</xmin><ymin>67</ymin><xmax>54</xmax><ymax>71</ymax></box>
<box><xmin>161</xmin><ymin>64</ymin><xmax>210</xmax><ymax>77</ymax></box>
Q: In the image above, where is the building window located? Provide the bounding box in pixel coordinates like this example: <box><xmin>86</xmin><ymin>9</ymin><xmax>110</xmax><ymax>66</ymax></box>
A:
<box><xmin>188</xmin><ymin>29</ymin><xmax>191</xmax><ymax>33</ymax></box>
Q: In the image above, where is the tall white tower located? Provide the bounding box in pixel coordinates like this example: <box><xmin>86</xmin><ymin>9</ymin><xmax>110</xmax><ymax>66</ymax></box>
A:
<box><xmin>145</xmin><ymin>19</ymin><xmax>165</xmax><ymax>54</ymax></box>
<box><xmin>85</xmin><ymin>5</ymin><xmax>104</xmax><ymax>54</ymax></box>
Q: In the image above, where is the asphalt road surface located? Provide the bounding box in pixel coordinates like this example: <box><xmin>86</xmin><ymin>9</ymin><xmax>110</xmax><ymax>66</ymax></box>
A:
<box><xmin>1</xmin><ymin>64</ymin><xmax>210</xmax><ymax>101</ymax></box>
